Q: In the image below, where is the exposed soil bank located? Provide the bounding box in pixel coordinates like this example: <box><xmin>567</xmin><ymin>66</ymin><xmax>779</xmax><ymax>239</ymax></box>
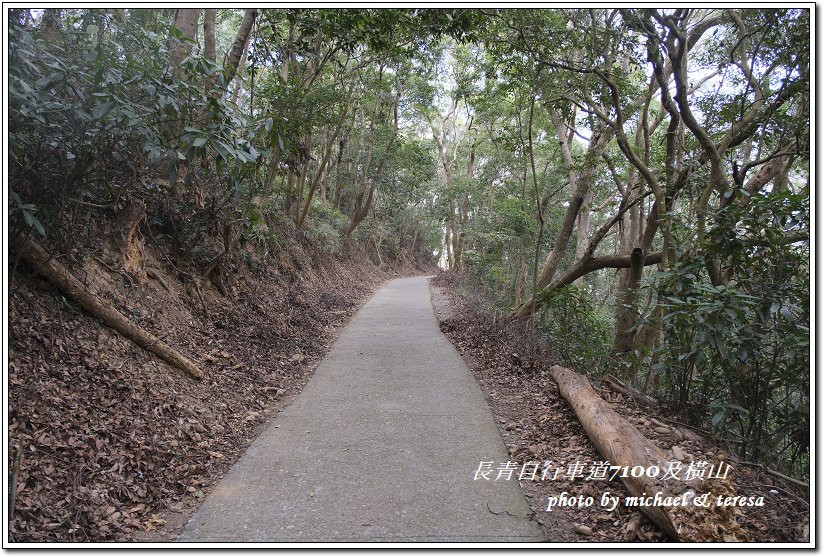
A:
<box><xmin>8</xmin><ymin>229</ymin><xmax>431</xmax><ymax>542</ymax></box>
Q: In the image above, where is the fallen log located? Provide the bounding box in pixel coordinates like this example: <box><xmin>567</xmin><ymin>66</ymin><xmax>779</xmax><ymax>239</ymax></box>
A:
<box><xmin>766</xmin><ymin>468</ymin><xmax>809</xmax><ymax>490</ymax></box>
<box><xmin>549</xmin><ymin>365</ymin><xmax>745</xmax><ymax>542</ymax></box>
<box><xmin>603</xmin><ymin>373</ymin><xmax>657</xmax><ymax>408</ymax></box>
<box><xmin>12</xmin><ymin>236</ymin><xmax>203</xmax><ymax>380</ymax></box>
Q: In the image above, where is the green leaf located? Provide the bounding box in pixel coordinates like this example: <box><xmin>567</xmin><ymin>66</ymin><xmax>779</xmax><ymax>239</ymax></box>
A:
<box><xmin>265</xmin><ymin>117</ymin><xmax>274</xmax><ymax>132</ymax></box>
<box><xmin>35</xmin><ymin>72</ymin><xmax>63</xmax><ymax>88</ymax></box>
<box><xmin>168</xmin><ymin>160</ymin><xmax>177</xmax><ymax>185</ymax></box>
<box><xmin>23</xmin><ymin>210</ymin><xmax>46</xmax><ymax>237</ymax></box>
<box><xmin>216</xmin><ymin>141</ymin><xmax>237</xmax><ymax>159</ymax></box>
<box><xmin>91</xmin><ymin>102</ymin><xmax>114</xmax><ymax>119</ymax></box>
<box><xmin>192</xmin><ymin>137</ymin><xmax>207</xmax><ymax>147</ymax></box>
<box><xmin>169</xmin><ymin>26</ymin><xmax>185</xmax><ymax>40</ymax></box>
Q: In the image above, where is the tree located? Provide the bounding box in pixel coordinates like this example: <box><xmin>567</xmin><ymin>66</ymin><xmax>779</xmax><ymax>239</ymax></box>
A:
<box><xmin>7</xmin><ymin>6</ymin><xmax>809</xmax><ymax>480</ymax></box>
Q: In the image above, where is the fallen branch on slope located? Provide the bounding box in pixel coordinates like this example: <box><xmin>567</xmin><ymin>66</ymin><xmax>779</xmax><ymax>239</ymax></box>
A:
<box><xmin>603</xmin><ymin>373</ymin><xmax>658</xmax><ymax>408</ymax></box>
<box><xmin>12</xmin><ymin>236</ymin><xmax>204</xmax><ymax>380</ymax></box>
<box><xmin>765</xmin><ymin>468</ymin><xmax>809</xmax><ymax>490</ymax></box>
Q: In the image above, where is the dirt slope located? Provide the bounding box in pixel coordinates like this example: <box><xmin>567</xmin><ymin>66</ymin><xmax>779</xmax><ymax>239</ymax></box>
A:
<box><xmin>8</xmin><ymin>229</ymin><xmax>429</xmax><ymax>542</ymax></box>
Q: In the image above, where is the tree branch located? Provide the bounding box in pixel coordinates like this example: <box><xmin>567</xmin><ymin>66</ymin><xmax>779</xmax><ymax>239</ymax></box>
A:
<box><xmin>550</xmin><ymin>251</ymin><xmax>663</xmax><ymax>290</ymax></box>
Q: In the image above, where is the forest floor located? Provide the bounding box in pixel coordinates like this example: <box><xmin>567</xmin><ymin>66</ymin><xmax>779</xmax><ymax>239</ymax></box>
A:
<box><xmin>7</xmin><ymin>228</ymin><xmax>431</xmax><ymax>542</ymax></box>
<box><xmin>6</xmin><ymin>238</ymin><xmax>808</xmax><ymax>543</ymax></box>
<box><xmin>429</xmin><ymin>272</ymin><xmax>810</xmax><ymax>543</ymax></box>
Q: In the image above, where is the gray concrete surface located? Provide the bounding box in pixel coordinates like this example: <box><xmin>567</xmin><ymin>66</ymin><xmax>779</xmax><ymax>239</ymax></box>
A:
<box><xmin>178</xmin><ymin>276</ymin><xmax>544</xmax><ymax>543</ymax></box>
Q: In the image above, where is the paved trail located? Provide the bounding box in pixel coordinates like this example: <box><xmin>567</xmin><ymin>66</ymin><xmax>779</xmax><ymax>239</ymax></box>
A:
<box><xmin>179</xmin><ymin>276</ymin><xmax>543</xmax><ymax>543</ymax></box>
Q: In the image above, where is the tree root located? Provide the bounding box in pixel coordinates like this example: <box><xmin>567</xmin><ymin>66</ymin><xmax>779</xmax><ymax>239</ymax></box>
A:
<box><xmin>188</xmin><ymin>277</ymin><xmax>209</xmax><ymax>318</ymax></box>
<box><xmin>146</xmin><ymin>267</ymin><xmax>172</xmax><ymax>293</ymax></box>
<box><xmin>9</xmin><ymin>445</ymin><xmax>21</xmax><ymax>518</ymax></box>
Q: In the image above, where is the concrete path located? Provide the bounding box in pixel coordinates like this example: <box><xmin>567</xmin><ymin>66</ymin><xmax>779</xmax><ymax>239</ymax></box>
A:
<box><xmin>178</xmin><ymin>276</ymin><xmax>543</xmax><ymax>543</ymax></box>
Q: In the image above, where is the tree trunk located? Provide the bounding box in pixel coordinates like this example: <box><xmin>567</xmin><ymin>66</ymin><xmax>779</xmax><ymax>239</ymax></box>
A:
<box><xmin>39</xmin><ymin>8</ymin><xmax>62</xmax><ymax>43</ymax></box>
<box><xmin>444</xmin><ymin>224</ymin><xmax>454</xmax><ymax>270</ymax></box>
<box><xmin>448</xmin><ymin>207</ymin><xmax>459</xmax><ymax>270</ymax></box>
<box><xmin>169</xmin><ymin>9</ymin><xmax>200</xmax><ymax>67</ymax></box>
<box><xmin>111</xmin><ymin>199</ymin><xmax>146</xmax><ymax>274</ymax></box>
<box><xmin>612</xmin><ymin>247</ymin><xmax>647</xmax><ymax>358</ymax></box>
<box><xmin>550</xmin><ymin>251</ymin><xmax>663</xmax><ymax>291</ymax></box>
<box><xmin>428</xmin><ymin>97</ymin><xmax>462</xmax><ymax>267</ymax></box>
<box><xmin>204</xmin><ymin>9</ymin><xmax>216</xmax><ymax>60</ymax></box>
<box><xmin>549</xmin><ymin>365</ymin><xmax>745</xmax><ymax>542</ymax></box>
<box><xmin>223</xmin><ymin>9</ymin><xmax>257</xmax><ymax>88</ymax></box>
<box><xmin>409</xmin><ymin>227</ymin><xmax>419</xmax><ymax>259</ymax></box>
<box><xmin>513</xmin><ymin>113</ymin><xmax>614</xmax><ymax>317</ymax></box>
<box><xmin>613</xmin><ymin>179</ymin><xmax>642</xmax><ymax>312</ymax></box>
<box><xmin>298</xmin><ymin>79</ymin><xmax>356</xmax><ymax>229</ymax></box>
<box><xmin>319</xmin><ymin>165</ymin><xmax>328</xmax><ymax>203</ymax></box>
<box><xmin>13</xmin><ymin>237</ymin><xmax>204</xmax><ymax>379</ymax></box>
<box><xmin>203</xmin><ymin>8</ymin><xmax>217</xmax><ymax>93</ymax></box>
<box><xmin>330</xmin><ymin>119</ymin><xmax>351</xmax><ymax>209</ymax></box>
<box><xmin>344</xmin><ymin>72</ymin><xmax>400</xmax><ymax>238</ymax></box>
<box><xmin>454</xmin><ymin>139</ymin><xmax>475</xmax><ymax>271</ymax></box>
<box><xmin>294</xmin><ymin>151</ymin><xmax>310</xmax><ymax>226</ymax></box>
<box><xmin>513</xmin><ymin>249</ymin><xmax>525</xmax><ymax>308</ymax></box>
<box><xmin>284</xmin><ymin>168</ymin><xmax>295</xmax><ymax>217</ymax></box>
<box><xmin>453</xmin><ymin>206</ymin><xmax>465</xmax><ymax>270</ymax></box>
<box><xmin>344</xmin><ymin>110</ymin><xmax>377</xmax><ymax>236</ymax></box>
<box><xmin>573</xmin><ymin>189</ymin><xmax>593</xmax><ymax>285</ymax></box>
<box><xmin>165</xmin><ymin>9</ymin><xmax>200</xmax><ymax>196</ymax></box>
<box><xmin>511</xmin><ymin>183</ymin><xmax>586</xmax><ymax>318</ymax></box>
<box><xmin>230</xmin><ymin>44</ymin><xmax>250</xmax><ymax>107</ymax></box>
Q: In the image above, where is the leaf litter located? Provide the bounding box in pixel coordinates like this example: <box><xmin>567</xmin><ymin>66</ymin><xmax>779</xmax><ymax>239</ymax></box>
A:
<box><xmin>430</xmin><ymin>272</ymin><xmax>808</xmax><ymax>543</ymax></box>
<box><xmin>8</xmin><ymin>234</ymin><xmax>429</xmax><ymax>542</ymax></box>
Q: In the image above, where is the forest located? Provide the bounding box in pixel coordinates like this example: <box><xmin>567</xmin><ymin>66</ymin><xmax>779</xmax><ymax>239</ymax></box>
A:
<box><xmin>7</xmin><ymin>7</ymin><xmax>810</xmax><ymax>544</ymax></box>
